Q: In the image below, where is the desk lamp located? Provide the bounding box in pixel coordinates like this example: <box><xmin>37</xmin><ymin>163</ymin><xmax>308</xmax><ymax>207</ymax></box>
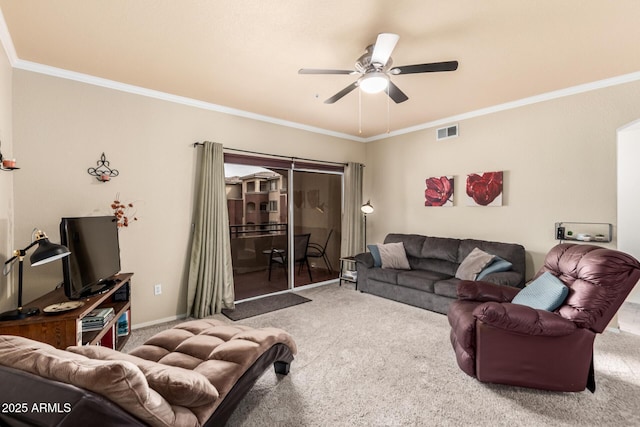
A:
<box><xmin>1</xmin><ymin>229</ymin><xmax>71</xmax><ymax>321</ymax></box>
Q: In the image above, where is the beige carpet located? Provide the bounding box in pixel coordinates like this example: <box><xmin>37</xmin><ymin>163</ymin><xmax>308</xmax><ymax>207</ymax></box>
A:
<box><xmin>125</xmin><ymin>283</ymin><xmax>640</xmax><ymax>426</ymax></box>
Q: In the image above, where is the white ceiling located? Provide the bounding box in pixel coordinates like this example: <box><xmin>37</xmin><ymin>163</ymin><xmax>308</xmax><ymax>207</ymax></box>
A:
<box><xmin>2</xmin><ymin>0</ymin><xmax>640</xmax><ymax>140</ymax></box>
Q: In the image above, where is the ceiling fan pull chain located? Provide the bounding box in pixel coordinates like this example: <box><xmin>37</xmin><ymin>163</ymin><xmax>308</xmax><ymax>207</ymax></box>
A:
<box><xmin>387</xmin><ymin>90</ymin><xmax>390</xmax><ymax>133</ymax></box>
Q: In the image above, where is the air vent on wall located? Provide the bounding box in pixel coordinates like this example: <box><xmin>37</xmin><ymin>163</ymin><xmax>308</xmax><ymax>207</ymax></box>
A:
<box><xmin>437</xmin><ymin>124</ymin><xmax>458</xmax><ymax>140</ymax></box>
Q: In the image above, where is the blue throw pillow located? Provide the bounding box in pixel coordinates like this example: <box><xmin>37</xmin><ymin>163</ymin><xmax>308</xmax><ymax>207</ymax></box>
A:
<box><xmin>368</xmin><ymin>244</ymin><xmax>382</xmax><ymax>267</ymax></box>
<box><xmin>511</xmin><ymin>272</ymin><xmax>569</xmax><ymax>311</ymax></box>
<box><xmin>476</xmin><ymin>257</ymin><xmax>513</xmax><ymax>280</ymax></box>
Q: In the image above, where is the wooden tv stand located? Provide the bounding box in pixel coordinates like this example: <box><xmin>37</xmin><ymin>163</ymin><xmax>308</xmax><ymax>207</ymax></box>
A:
<box><xmin>0</xmin><ymin>273</ymin><xmax>132</xmax><ymax>350</ymax></box>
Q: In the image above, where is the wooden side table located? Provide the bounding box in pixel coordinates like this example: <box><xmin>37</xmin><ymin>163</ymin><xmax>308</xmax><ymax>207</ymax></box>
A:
<box><xmin>339</xmin><ymin>256</ymin><xmax>358</xmax><ymax>289</ymax></box>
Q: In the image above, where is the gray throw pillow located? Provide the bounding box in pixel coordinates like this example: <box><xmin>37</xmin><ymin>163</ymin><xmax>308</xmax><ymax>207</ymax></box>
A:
<box><xmin>377</xmin><ymin>242</ymin><xmax>411</xmax><ymax>270</ymax></box>
<box><xmin>455</xmin><ymin>247</ymin><xmax>495</xmax><ymax>280</ymax></box>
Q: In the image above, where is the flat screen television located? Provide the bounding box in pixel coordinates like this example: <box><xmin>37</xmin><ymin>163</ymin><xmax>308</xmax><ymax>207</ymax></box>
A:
<box><xmin>59</xmin><ymin>216</ymin><xmax>121</xmax><ymax>300</ymax></box>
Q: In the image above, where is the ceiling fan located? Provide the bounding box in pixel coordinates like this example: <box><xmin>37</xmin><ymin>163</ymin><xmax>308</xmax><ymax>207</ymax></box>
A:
<box><xmin>299</xmin><ymin>33</ymin><xmax>458</xmax><ymax>104</ymax></box>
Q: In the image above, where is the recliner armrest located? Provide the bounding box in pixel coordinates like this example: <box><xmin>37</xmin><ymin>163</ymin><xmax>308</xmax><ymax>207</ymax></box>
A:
<box><xmin>457</xmin><ymin>280</ymin><xmax>520</xmax><ymax>303</ymax></box>
<box><xmin>473</xmin><ymin>302</ymin><xmax>577</xmax><ymax>336</ymax></box>
<box><xmin>478</xmin><ymin>270</ymin><xmax>524</xmax><ymax>288</ymax></box>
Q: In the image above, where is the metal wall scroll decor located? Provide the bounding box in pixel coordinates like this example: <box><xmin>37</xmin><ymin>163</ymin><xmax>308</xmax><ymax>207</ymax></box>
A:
<box><xmin>88</xmin><ymin>153</ymin><xmax>119</xmax><ymax>182</ymax></box>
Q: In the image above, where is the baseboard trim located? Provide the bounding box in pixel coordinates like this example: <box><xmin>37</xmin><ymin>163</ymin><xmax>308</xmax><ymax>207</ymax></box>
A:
<box><xmin>131</xmin><ymin>313</ymin><xmax>188</xmax><ymax>330</ymax></box>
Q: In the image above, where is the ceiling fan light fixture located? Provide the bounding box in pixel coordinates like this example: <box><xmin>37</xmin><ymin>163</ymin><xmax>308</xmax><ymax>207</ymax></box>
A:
<box><xmin>359</xmin><ymin>72</ymin><xmax>389</xmax><ymax>94</ymax></box>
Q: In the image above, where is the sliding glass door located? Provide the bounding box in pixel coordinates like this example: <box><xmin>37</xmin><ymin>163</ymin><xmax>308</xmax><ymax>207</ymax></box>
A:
<box><xmin>224</xmin><ymin>158</ymin><xmax>342</xmax><ymax>300</ymax></box>
<box><xmin>292</xmin><ymin>170</ymin><xmax>341</xmax><ymax>287</ymax></box>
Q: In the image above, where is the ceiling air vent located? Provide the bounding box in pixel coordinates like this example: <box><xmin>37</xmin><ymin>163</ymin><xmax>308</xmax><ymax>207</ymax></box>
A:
<box><xmin>436</xmin><ymin>124</ymin><xmax>458</xmax><ymax>140</ymax></box>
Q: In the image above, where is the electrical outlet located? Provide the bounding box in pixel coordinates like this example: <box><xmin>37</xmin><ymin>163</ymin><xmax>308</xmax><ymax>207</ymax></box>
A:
<box><xmin>154</xmin><ymin>284</ymin><xmax>162</xmax><ymax>296</ymax></box>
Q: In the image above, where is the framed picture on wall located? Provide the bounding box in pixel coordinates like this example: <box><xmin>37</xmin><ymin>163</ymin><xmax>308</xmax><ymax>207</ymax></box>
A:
<box><xmin>466</xmin><ymin>171</ymin><xmax>503</xmax><ymax>206</ymax></box>
<box><xmin>425</xmin><ymin>176</ymin><xmax>454</xmax><ymax>207</ymax></box>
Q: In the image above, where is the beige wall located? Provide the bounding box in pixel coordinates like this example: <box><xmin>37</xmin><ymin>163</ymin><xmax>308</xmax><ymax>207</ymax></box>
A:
<box><xmin>7</xmin><ymin>66</ymin><xmax>640</xmax><ymax>327</ymax></box>
<box><xmin>0</xmin><ymin>39</ymin><xmax>13</xmax><ymax>314</ymax></box>
<box><xmin>11</xmin><ymin>70</ymin><xmax>365</xmax><ymax>326</ymax></box>
<box><xmin>364</xmin><ymin>79</ymin><xmax>640</xmax><ymax>279</ymax></box>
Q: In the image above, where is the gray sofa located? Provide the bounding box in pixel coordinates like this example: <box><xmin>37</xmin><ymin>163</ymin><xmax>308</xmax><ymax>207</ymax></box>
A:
<box><xmin>355</xmin><ymin>233</ymin><xmax>526</xmax><ymax>314</ymax></box>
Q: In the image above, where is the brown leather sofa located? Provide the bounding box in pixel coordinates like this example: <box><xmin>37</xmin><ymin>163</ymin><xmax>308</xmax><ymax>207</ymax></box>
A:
<box><xmin>0</xmin><ymin>319</ymin><xmax>297</xmax><ymax>426</ymax></box>
<box><xmin>448</xmin><ymin>243</ymin><xmax>640</xmax><ymax>392</ymax></box>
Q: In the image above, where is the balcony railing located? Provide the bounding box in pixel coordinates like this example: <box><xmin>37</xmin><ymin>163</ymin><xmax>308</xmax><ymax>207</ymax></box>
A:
<box><xmin>229</xmin><ymin>223</ymin><xmax>287</xmax><ymax>238</ymax></box>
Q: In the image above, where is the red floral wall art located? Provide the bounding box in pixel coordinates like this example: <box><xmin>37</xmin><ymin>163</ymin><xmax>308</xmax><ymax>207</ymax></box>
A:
<box><xmin>425</xmin><ymin>176</ymin><xmax>454</xmax><ymax>207</ymax></box>
<box><xmin>466</xmin><ymin>171</ymin><xmax>503</xmax><ymax>206</ymax></box>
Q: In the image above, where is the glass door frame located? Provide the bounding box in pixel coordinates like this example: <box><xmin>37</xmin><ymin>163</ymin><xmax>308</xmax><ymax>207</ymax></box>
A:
<box><xmin>224</xmin><ymin>153</ymin><xmax>344</xmax><ymax>299</ymax></box>
<box><xmin>287</xmin><ymin>166</ymin><xmax>344</xmax><ymax>289</ymax></box>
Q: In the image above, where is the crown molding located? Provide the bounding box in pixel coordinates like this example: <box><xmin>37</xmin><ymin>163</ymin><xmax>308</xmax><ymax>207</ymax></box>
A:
<box><xmin>3</xmin><ymin>8</ymin><xmax>639</xmax><ymax>143</ymax></box>
<box><xmin>20</xmin><ymin>57</ymin><xmax>639</xmax><ymax>144</ymax></box>
<box><xmin>0</xmin><ymin>7</ymin><xmax>18</xmax><ymax>66</ymax></box>
<box><xmin>12</xmin><ymin>59</ymin><xmax>366</xmax><ymax>143</ymax></box>
<box><xmin>362</xmin><ymin>70</ymin><xmax>640</xmax><ymax>142</ymax></box>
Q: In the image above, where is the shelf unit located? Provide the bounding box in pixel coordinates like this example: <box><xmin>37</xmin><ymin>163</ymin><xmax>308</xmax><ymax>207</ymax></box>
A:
<box><xmin>339</xmin><ymin>256</ymin><xmax>358</xmax><ymax>289</ymax></box>
<box><xmin>554</xmin><ymin>222</ymin><xmax>613</xmax><ymax>243</ymax></box>
<box><xmin>0</xmin><ymin>273</ymin><xmax>133</xmax><ymax>350</ymax></box>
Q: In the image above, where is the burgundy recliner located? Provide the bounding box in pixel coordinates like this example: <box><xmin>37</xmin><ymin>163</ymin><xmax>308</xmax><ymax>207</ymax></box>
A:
<box><xmin>448</xmin><ymin>243</ymin><xmax>640</xmax><ymax>392</ymax></box>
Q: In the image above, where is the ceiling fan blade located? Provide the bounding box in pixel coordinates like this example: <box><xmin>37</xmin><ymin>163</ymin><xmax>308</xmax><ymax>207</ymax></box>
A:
<box><xmin>299</xmin><ymin>68</ymin><xmax>355</xmax><ymax>75</ymax></box>
<box><xmin>371</xmin><ymin>33</ymin><xmax>399</xmax><ymax>67</ymax></box>
<box><xmin>391</xmin><ymin>60</ymin><xmax>458</xmax><ymax>75</ymax></box>
<box><xmin>386</xmin><ymin>81</ymin><xmax>409</xmax><ymax>104</ymax></box>
<box><xmin>324</xmin><ymin>81</ymin><xmax>358</xmax><ymax>104</ymax></box>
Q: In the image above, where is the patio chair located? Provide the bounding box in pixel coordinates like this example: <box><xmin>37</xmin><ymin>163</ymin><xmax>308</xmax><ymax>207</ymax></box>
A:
<box><xmin>307</xmin><ymin>229</ymin><xmax>334</xmax><ymax>273</ymax></box>
<box><xmin>268</xmin><ymin>233</ymin><xmax>312</xmax><ymax>281</ymax></box>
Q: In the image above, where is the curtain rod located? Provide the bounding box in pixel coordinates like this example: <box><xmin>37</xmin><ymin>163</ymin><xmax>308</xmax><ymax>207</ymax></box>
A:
<box><xmin>193</xmin><ymin>142</ymin><xmax>350</xmax><ymax>167</ymax></box>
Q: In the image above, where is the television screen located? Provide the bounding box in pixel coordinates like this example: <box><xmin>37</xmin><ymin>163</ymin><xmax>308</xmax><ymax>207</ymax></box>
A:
<box><xmin>60</xmin><ymin>216</ymin><xmax>121</xmax><ymax>300</ymax></box>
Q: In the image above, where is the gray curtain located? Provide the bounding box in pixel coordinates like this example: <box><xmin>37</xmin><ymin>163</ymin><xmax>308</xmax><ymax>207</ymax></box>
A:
<box><xmin>341</xmin><ymin>162</ymin><xmax>364</xmax><ymax>257</ymax></box>
<box><xmin>187</xmin><ymin>141</ymin><xmax>235</xmax><ymax>318</ymax></box>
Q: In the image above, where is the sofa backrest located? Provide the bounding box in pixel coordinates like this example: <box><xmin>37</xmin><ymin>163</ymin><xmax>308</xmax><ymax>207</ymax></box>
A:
<box><xmin>383</xmin><ymin>233</ymin><xmax>526</xmax><ymax>282</ymax></box>
<box><xmin>537</xmin><ymin>243</ymin><xmax>640</xmax><ymax>333</ymax></box>
<box><xmin>384</xmin><ymin>234</ymin><xmax>457</xmax><ymax>275</ymax></box>
<box><xmin>459</xmin><ymin>239</ymin><xmax>526</xmax><ymax>282</ymax></box>
<box><xmin>384</xmin><ymin>233</ymin><xmax>426</xmax><ymax>257</ymax></box>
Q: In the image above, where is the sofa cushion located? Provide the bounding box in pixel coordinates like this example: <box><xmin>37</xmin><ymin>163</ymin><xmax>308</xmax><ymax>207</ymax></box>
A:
<box><xmin>455</xmin><ymin>248</ymin><xmax>496</xmax><ymax>280</ymax></box>
<box><xmin>409</xmin><ymin>257</ymin><xmax>459</xmax><ymax>276</ymax></box>
<box><xmin>459</xmin><ymin>239</ymin><xmax>526</xmax><ymax>284</ymax></box>
<box><xmin>434</xmin><ymin>278</ymin><xmax>462</xmax><ymax>298</ymax></box>
<box><xmin>396</xmin><ymin>270</ymin><xmax>450</xmax><ymax>292</ymax></box>
<box><xmin>68</xmin><ymin>345</ymin><xmax>218</xmax><ymax>408</ymax></box>
<box><xmin>384</xmin><ymin>233</ymin><xmax>426</xmax><ymax>258</ymax></box>
<box><xmin>0</xmin><ymin>335</ymin><xmax>178</xmax><ymax>427</ymax></box>
<box><xmin>421</xmin><ymin>236</ymin><xmax>460</xmax><ymax>263</ymax></box>
<box><xmin>512</xmin><ymin>272</ymin><xmax>569</xmax><ymax>311</ymax></box>
<box><xmin>477</xmin><ymin>256</ymin><xmax>513</xmax><ymax>280</ymax></box>
<box><xmin>377</xmin><ymin>242</ymin><xmax>411</xmax><ymax>270</ymax></box>
<box><xmin>369</xmin><ymin>266</ymin><xmax>400</xmax><ymax>284</ymax></box>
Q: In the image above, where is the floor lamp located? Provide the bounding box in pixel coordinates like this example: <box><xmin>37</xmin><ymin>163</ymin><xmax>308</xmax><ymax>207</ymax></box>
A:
<box><xmin>1</xmin><ymin>229</ymin><xmax>71</xmax><ymax>321</ymax></box>
<box><xmin>361</xmin><ymin>200</ymin><xmax>374</xmax><ymax>252</ymax></box>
